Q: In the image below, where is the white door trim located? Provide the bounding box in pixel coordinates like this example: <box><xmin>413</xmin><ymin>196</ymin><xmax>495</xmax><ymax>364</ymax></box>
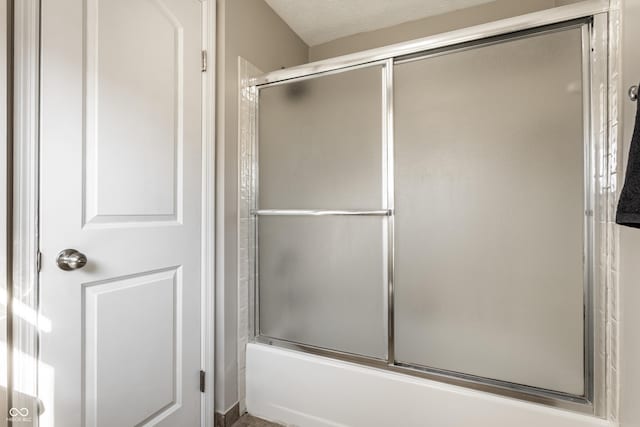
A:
<box><xmin>201</xmin><ymin>1</ymin><xmax>216</xmax><ymax>426</ymax></box>
<box><xmin>10</xmin><ymin>1</ymin><xmax>216</xmax><ymax>425</ymax></box>
<box><xmin>9</xmin><ymin>0</ymin><xmax>40</xmax><ymax>416</ymax></box>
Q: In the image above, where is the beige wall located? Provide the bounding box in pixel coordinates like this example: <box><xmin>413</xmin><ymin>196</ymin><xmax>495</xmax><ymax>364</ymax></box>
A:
<box><xmin>309</xmin><ymin>0</ymin><xmax>573</xmax><ymax>61</ymax></box>
<box><xmin>619</xmin><ymin>0</ymin><xmax>640</xmax><ymax>425</ymax></box>
<box><xmin>215</xmin><ymin>0</ymin><xmax>308</xmax><ymax>414</ymax></box>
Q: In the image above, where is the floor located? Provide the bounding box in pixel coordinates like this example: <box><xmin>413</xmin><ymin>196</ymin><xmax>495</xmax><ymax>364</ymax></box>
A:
<box><xmin>232</xmin><ymin>414</ymin><xmax>283</xmax><ymax>427</ymax></box>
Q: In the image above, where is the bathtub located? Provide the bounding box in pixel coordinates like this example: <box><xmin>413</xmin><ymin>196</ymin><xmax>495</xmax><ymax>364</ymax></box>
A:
<box><xmin>246</xmin><ymin>343</ymin><xmax>612</xmax><ymax>427</ymax></box>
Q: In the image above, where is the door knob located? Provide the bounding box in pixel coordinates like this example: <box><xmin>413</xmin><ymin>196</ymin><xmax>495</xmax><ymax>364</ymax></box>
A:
<box><xmin>56</xmin><ymin>249</ymin><xmax>87</xmax><ymax>271</ymax></box>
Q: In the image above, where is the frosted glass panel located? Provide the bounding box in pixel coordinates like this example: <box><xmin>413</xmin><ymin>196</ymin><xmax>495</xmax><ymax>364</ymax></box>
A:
<box><xmin>258</xmin><ymin>66</ymin><xmax>383</xmax><ymax>209</ymax></box>
<box><xmin>259</xmin><ymin>216</ymin><xmax>387</xmax><ymax>358</ymax></box>
<box><xmin>394</xmin><ymin>29</ymin><xmax>585</xmax><ymax>394</ymax></box>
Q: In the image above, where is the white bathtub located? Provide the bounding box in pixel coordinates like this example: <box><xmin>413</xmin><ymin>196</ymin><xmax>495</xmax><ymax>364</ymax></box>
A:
<box><xmin>246</xmin><ymin>343</ymin><xmax>613</xmax><ymax>427</ymax></box>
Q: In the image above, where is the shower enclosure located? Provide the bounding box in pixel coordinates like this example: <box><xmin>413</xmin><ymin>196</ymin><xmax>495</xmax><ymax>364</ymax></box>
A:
<box><xmin>240</xmin><ymin>3</ymin><xmax>612</xmax><ymax>416</ymax></box>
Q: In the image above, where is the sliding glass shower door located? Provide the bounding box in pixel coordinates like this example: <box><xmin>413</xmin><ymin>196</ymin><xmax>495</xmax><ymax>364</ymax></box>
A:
<box><xmin>256</xmin><ymin>64</ymin><xmax>389</xmax><ymax>358</ymax></box>
<box><xmin>251</xmin><ymin>20</ymin><xmax>597</xmax><ymax>401</ymax></box>
<box><xmin>393</xmin><ymin>27</ymin><xmax>586</xmax><ymax>395</ymax></box>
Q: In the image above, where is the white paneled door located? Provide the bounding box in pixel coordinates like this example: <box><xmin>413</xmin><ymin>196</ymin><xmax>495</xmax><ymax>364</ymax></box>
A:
<box><xmin>39</xmin><ymin>0</ymin><xmax>203</xmax><ymax>426</ymax></box>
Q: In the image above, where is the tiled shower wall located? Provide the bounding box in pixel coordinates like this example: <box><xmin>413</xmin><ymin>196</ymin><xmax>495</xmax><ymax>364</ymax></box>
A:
<box><xmin>605</xmin><ymin>0</ymin><xmax>621</xmax><ymax>422</ymax></box>
<box><xmin>238</xmin><ymin>57</ymin><xmax>261</xmax><ymax>414</ymax></box>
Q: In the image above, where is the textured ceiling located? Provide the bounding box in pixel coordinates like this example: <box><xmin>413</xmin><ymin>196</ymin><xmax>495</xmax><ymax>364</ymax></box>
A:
<box><xmin>264</xmin><ymin>0</ymin><xmax>496</xmax><ymax>46</ymax></box>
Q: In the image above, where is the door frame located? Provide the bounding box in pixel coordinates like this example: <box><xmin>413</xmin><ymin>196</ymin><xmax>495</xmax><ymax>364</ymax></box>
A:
<box><xmin>7</xmin><ymin>1</ymin><xmax>216</xmax><ymax>425</ymax></box>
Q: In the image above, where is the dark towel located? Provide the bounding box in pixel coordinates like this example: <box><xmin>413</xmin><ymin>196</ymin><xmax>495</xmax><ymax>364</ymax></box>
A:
<box><xmin>617</xmin><ymin>97</ymin><xmax>640</xmax><ymax>228</ymax></box>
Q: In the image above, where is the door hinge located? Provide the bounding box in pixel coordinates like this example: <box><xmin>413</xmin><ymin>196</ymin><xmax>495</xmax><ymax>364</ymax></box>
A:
<box><xmin>36</xmin><ymin>251</ymin><xmax>42</xmax><ymax>272</ymax></box>
<box><xmin>200</xmin><ymin>370</ymin><xmax>205</xmax><ymax>393</ymax></box>
<box><xmin>201</xmin><ymin>50</ymin><xmax>207</xmax><ymax>72</ymax></box>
